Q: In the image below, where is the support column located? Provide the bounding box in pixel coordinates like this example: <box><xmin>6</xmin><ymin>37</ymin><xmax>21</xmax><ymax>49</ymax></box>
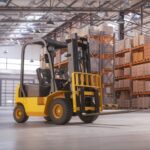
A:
<box><xmin>118</xmin><ymin>11</ymin><xmax>124</xmax><ymax>40</ymax></box>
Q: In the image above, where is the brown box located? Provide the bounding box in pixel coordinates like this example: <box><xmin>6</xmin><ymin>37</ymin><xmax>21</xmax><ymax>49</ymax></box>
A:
<box><xmin>132</xmin><ymin>97</ymin><xmax>150</xmax><ymax>109</ymax></box>
<box><xmin>133</xmin><ymin>52</ymin><xmax>143</xmax><ymax>62</ymax></box>
<box><xmin>137</xmin><ymin>52</ymin><xmax>144</xmax><ymax>61</ymax></box>
<box><xmin>115</xmin><ymin>69</ymin><xmax>124</xmax><ymax>77</ymax></box>
<box><xmin>131</xmin><ymin>66</ymin><xmax>137</xmax><ymax>77</ymax></box>
<box><xmin>144</xmin><ymin>45</ymin><xmax>150</xmax><ymax>60</ymax></box>
<box><xmin>133</xmin><ymin>52</ymin><xmax>138</xmax><ymax>62</ymax></box>
<box><xmin>145</xmin><ymin>81</ymin><xmax>150</xmax><ymax>92</ymax></box>
<box><xmin>124</xmin><ymin>67</ymin><xmax>130</xmax><ymax>76</ymax></box>
<box><xmin>133</xmin><ymin>35</ymin><xmax>139</xmax><ymax>47</ymax></box>
<box><xmin>144</xmin><ymin>63</ymin><xmax>150</xmax><ymax>75</ymax></box>
<box><xmin>137</xmin><ymin>64</ymin><xmax>144</xmax><ymax>76</ymax></box>
<box><xmin>133</xmin><ymin>80</ymin><xmax>145</xmax><ymax>92</ymax></box>
<box><xmin>118</xmin><ymin>80</ymin><xmax>124</xmax><ymax>88</ymax></box>
<box><xmin>118</xmin><ymin>40</ymin><xmax>125</xmax><ymax>51</ymax></box>
<box><xmin>124</xmin><ymin>52</ymin><xmax>131</xmax><ymax>63</ymax></box>
<box><xmin>139</xmin><ymin>34</ymin><xmax>150</xmax><ymax>45</ymax></box>
<box><xmin>124</xmin><ymin>38</ymin><xmax>132</xmax><ymax>49</ymax></box>
<box><xmin>123</xmin><ymin>79</ymin><xmax>130</xmax><ymax>88</ymax></box>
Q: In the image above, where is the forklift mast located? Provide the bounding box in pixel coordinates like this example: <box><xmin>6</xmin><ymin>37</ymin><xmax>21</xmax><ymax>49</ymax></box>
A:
<box><xmin>67</xmin><ymin>33</ymin><xmax>91</xmax><ymax>76</ymax></box>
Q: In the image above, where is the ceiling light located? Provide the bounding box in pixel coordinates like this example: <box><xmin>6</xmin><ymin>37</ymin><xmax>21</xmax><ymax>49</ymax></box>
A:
<box><xmin>3</xmin><ymin>50</ymin><xmax>8</xmax><ymax>54</ymax></box>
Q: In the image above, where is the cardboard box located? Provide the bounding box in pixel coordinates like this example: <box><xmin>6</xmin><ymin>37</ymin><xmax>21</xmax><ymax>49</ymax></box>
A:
<box><xmin>118</xmin><ymin>80</ymin><xmax>124</xmax><ymax>88</ymax></box>
<box><xmin>133</xmin><ymin>35</ymin><xmax>139</xmax><ymax>47</ymax></box>
<box><xmin>124</xmin><ymin>79</ymin><xmax>130</xmax><ymax>88</ymax></box>
<box><xmin>118</xmin><ymin>40</ymin><xmax>125</xmax><ymax>51</ymax></box>
<box><xmin>124</xmin><ymin>38</ymin><xmax>132</xmax><ymax>49</ymax></box>
<box><xmin>124</xmin><ymin>52</ymin><xmax>131</xmax><ymax>63</ymax></box>
<box><xmin>133</xmin><ymin>80</ymin><xmax>145</xmax><ymax>92</ymax></box>
<box><xmin>115</xmin><ymin>69</ymin><xmax>124</xmax><ymax>77</ymax></box>
<box><xmin>139</xmin><ymin>34</ymin><xmax>150</xmax><ymax>45</ymax></box>
<box><xmin>145</xmin><ymin>81</ymin><xmax>150</xmax><ymax>92</ymax></box>
<box><xmin>144</xmin><ymin>63</ymin><xmax>150</xmax><ymax>75</ymax></box>
<box><xmin>144</xmin><ymin>45</ymin><xmax>150</xmax><ymax>60</ymax></box>
<box><xmin>133</xmin><ymin>52</ymin><xmax>143</xmax><ymax>62</ymax></box>
<box><xmin>124</xmin><ymin>67</ymin><xmax>130</xmax><ymax>76</ymax></box>
<box><xmin>132</xmin><ymin>97</ymin><xmax>150</xmax><ymax>109</ymax></box>
<box><xmin>131</xmin><ymin>66</ymin><xmax>137</xmax><ymax>77</ymax></box>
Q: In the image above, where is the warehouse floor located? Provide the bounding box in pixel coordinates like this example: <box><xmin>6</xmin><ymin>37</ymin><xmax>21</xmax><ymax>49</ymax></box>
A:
<box><xmin>0</xmin><ymin>108</ymin><xmax>150</xmax><ymax>150</ymax></box>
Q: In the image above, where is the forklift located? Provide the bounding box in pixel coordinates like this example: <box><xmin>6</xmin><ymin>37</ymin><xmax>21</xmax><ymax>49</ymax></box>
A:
<box><xmin>13</xmin><ymin>34</ymin><xmax>103</xmax><ymax>125</ymax></box>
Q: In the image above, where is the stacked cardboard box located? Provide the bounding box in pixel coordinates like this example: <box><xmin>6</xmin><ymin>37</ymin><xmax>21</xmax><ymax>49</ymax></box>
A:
<box><xmin>118</xmin><ymin>40</ymin><xmax>124</xmax><ymax>51</ymax></box>
<box><xmin>133</xmin><ymin>35</ymin><xmax>139</xmax><ymax>47</ymax></box>
<box><xmin>124</xmin><ymin>79</ymin><xmax>130</xmax><ymax>88</ymax></box>
<box><xmin>139</xmin><ymin>35</ymin><xmax>150</xmax><ymax>45</ymax></box>
<box><xmin>132</xmin><ymin>64</ymin><xmax>144</xmax><ymax>77</ymax></box>
<box><xmin>144</xmin><ymin>63</ymin><xmax>150</xmax><ymax>75</ymax></box>
<box><xmin>124</xmin><ymin>38</ymin><xmax>132</xmax><ymax>49</ymax></box>
<box><xmin>132</xmin><ymin>97</ymin><xmax>150</xmax><ymax>109</ymax></box>
<box><xmin>115</xmin><ymin>79</ymin><xmax>130</xmax><ymax>88</ymax></box>
<box><xmin>115</xmin><ymin>69</ymin><xmax>124</xmax><ymax>77</ymax></box>
<box><xmin>133</xmin><ymin>80</ymin><xmax>145</xmax><ymax>93</ymax></box>
<box><xmin>124</xmin><ymin>67</ymin><xmax>130</xmax><ymax>76</ymax></box>
<box><xmin>117</xmin><ymin>91</ymin><xmax>130</xmax><ymax>108</ymax></box>
<box><xmin>144</xmin><ymin>45</ymin><xmax>150</xmax><ymax>60</ymax></box>
<box><xmin>145</xmin><ymin>81</ymin><xmax>150</xmax><ymax>92</ymax></box>
<box><xmin>133</xmin><ymin>51</ymin><xmax>143</xmax><ymax>62</ymax></box>
<box><xmin>124</xmin><ymin>52</ymin><xmax>130</xmax><ymax>63</ymax></box>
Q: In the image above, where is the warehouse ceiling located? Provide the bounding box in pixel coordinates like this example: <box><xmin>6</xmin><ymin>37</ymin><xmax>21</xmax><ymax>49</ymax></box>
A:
<box><xmin>0</xmin><ymin>0</ymin><xmax>149</xmax><ymax>45</ymax></box>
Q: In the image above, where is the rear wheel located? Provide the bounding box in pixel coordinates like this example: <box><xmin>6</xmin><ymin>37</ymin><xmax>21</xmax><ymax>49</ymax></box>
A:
<box><xmin>49</xmin><ymin>99</ymin><xmax>73</xmax><ymax>125</ymax></box>
<box><xmin>44</xmin><ymin>116</ymin><xmax>51</xmax><ymax>122</ymax></box>
<box><xmin>13</xmin><ymin>105</ymin><xmax>29</xmax><ymax>123</ymax></box>
<box><xmin>79</xmin><ymin>114</ymin><xmax>98</xmax><ymax>123</ymax></box>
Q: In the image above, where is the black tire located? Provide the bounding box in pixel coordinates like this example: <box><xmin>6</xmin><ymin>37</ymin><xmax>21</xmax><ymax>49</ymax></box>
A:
<box><xmin>79</xmin><ymin>114</ymin><xmax>98</xmax><ymax>123</ymax></box>
<box><xmin>13</xmin><ymin>105</ymin><xmax>29</xmax><ymax>123</ymax></box>
<box><xmin>49</xmin><ymin>99</ymin><xmax>73</xmax><ymax>125</ymax></box>
<box><xmin>44</xmin><ymin>116</ymin><xmax>51</xmax><ymax>122</ymax></box>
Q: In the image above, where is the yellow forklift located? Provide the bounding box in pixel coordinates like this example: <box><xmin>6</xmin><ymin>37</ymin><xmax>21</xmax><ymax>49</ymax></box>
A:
<box><xmin>13</xmin><ymin>34</ymin><xmax>103</xmax><ymax>125</ymax></box>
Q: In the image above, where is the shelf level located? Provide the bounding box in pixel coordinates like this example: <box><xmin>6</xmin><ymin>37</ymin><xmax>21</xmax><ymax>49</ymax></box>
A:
<box><xmin>115</xmin><ymin>63</ymin><xmax>130</xmax><ymax>69</ymax></box>
<box><xmin>115</xmin><ymin>48</ymin><xmax>131</xmax><ymax>56</ymax></box>
<box><xmin>132</xmin><ymin>59</ymin><xmax>150</xmax><ymax>66</ymax></box>
<box><xmin>132</xmin><ymin>75</ymin><xmax>150</xmax><ymax>80</ymax></box>
<box><xmin>115</xmin><ymin>75</ymin><xmax>130</xmax><ymax>80</ymax></box>
<box><xmin>115</xmin><ymin>87</ymin><xmax>130</xmax><ymax>91</ymax></box>
<box><xmin>132</xmin><ymin>91</ymin><xmax>150</xmax><ymax>95</ymax></box>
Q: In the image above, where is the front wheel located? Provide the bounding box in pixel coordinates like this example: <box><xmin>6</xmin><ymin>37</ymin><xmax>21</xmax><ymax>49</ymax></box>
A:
<box><xmin>13</xmin><ymin>105</ymin><xmax>29</xmax><ymax>123</ymax></box>
<box><xmin>49</xmin><ymin>99</ymin><xmax>73</xmax><ymax>125</ymax></box>
<box><xmin>79</xmin><ymin>114</ymin><xmax>98</xmax><ymax>123</ymax></box>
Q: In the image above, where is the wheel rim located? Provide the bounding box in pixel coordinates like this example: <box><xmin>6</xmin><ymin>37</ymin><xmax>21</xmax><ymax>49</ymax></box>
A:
<box><xmin>52</xmin><ymin>104</ymin><xmax>64</xmax><ymax>119</ymax></box>
<box><xmin>15</xmin><ymin>109</ymin><xmax>22</xmax><ymax>119</ymax></box>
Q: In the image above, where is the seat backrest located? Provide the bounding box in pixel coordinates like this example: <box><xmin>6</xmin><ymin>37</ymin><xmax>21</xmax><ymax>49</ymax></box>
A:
<box><xmin>36</xmin><ymin>68</ymin><xmax>51</xmax><ymax>85</ymax></box>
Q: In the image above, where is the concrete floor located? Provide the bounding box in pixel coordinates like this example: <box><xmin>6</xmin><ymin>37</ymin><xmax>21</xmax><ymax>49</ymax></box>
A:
<box><xmin>1</xmin><ymin>108</ymin><xmax>150</xmax><ymax>150</ymax></box>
